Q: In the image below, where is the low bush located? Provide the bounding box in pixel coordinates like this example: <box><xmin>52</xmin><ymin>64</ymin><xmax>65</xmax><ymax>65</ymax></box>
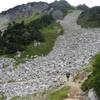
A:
<box><xmin>82</xmin><ymin>53</ymin><xmax>100</xmax><ymax>98</ymax></box>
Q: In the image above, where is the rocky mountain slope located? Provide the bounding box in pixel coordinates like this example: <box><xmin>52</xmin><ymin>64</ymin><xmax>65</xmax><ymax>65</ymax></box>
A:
<box><xmin>0</xmin><ymin>0</ymin><xmax>71</xmax><ymax>30</ymax></box>
<box><xmin>0</xmin><ymin>16</ymin><xmax>10</xmax><ymax>30</ymax></box>
<box><xmin>77</xmin><ymin>6</ymin><xmax>100</xmax><ymax>28</ymax></box>
<box><xmin>77</xmin><ymin>4</ymin><xmax>89</xmax><ymax>11</ymax></box>
<box><xmin>1</xmin><ymin>2</ymin><xmax>49</xmax><ymax>21</ymax></box>
<box><xmin>0</xmin><ymin>10</ymin><xmax>100</xmax><ymax>100</ymax></box>
<box><xmin>2</xmin><ymin>0</ymin><xmax>71</xmax><ymax>19</ymax></box>
<box><xmin>49</xmin><ymin>0</ymin><xmax>71</xmax><ymax>11</ymax></box>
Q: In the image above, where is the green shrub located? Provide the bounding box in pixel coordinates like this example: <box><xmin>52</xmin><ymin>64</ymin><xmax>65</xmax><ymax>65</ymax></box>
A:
<box><xmin>82</xmin><ymin>53</ymin><xmax>100</xmax><ymax>98</ymax></box>
<box><xmin>47</xmin><ymin>87</ymin><xmax>69</xmax><ymax>100</ymax></box>
<box><xmin>77</xmin><ymin>7</ymin><xmax>100</xmax><ymax>28</ymax></box>
<box><xmin>0</xmin><ymin>92</ymin><xmax>6</xmax><ymax>100</ymax></box>
<box><xmin>0</xmin><ymin>13</ymin><xmax>54</xmax><ymax>55</ymax></box>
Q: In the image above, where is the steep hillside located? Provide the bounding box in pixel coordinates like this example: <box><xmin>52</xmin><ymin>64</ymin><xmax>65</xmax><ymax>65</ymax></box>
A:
<box><xmin>0</xmin><ymin>0</ymin><xmax>72</xmax><ymax>31</ymax></box>
<box><xmin>1</xmin><ymin>2</ymin><xmax>49</xmax><ymax>21</ymax></box>
<box><xmin>82</xmin><ymin>53</ymin><xmax>100</xmax><ymax>99</ymax></box>
<box><xmin>0</xmin><ymin>13</ymin><xmax>64</xmax><ymax>59</ymax></box>
<box><xmin>77</xmin><ymin>4</ymin><xmax>89</xmax><ymax>11</ymax></box>
<box><xmin>49</xmin><ymin>0</ymin><xmax>71</xmax><ymax>12</ymax></box>
<box><xmin>0</xmin><ymin>0</ymin><xmax>72</xmax><ymax>58</ymax></box>
<box><xmin>77</xmin><ymin>6</ymin><xmax>100</xmax><ymax>28</ymax></box>
<box><xmin>0</xmin><ymin>0</ymin><xmax>71</xmax><ymax>21</ymax></box>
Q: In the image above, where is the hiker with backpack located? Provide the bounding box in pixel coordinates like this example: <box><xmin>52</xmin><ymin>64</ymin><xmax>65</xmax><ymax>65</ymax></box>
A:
<box><xmin>66</xmin><ymin>71</ymin><xmax>71</xmax><ymax>81</ymax></box>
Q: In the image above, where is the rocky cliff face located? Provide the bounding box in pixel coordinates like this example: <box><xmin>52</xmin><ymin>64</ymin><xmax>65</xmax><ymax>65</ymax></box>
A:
<box><xmin>1</xmin><ymin>2</ymin><xmax>49</xmax><ymax>21</ymax></box>
<box><xmin>48</xmin><ymin>0</ymin><xmax>72</xmax><ymax>19</ymax></box>
<box><xmin>49</xmin><ymin>0</ymin><xmax>71</xmax><ymax>11</ymax></box>
<box><xmin>0</xmin><ymin>0</ymin><xmax>71</xmax><ymax>21</ymax></box>
<box><xmin>0</xmin><ymin>0</ymin><xmax>71</xmax><ymax>30</ymax></box>
<box><xmin>77</xmin><ymin>4</ymin><xmax>89</xmax><ymax>11</ymax></box>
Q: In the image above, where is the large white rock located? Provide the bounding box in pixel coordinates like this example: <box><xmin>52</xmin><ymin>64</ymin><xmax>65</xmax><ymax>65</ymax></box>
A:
<box><xmin>88</xmin><ymin>88</ymin><xmax>98</xmax><ymax>100</ymax></box>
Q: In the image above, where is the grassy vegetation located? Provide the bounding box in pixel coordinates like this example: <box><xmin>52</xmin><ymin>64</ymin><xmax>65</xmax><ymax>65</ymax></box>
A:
<box><xmin>0</xmin><ymin>10</ymin><xmax>64</xmax><ymax>69</ymax></box>
<box><xmin>15</xmin><ymin>11</ymin><xmax>66</xmax><ymax>59</ymax></box>
<box><xmin>0</xmin><ymin>92</ymin><xmax>6</xmax><ymax>100</ymax></box>
<box><xmin>3</xmin><ymin>21</ymin><xmax>64</xmax><ymax>69</ymax></box>
<box><xmin>47</xmin><ymin>87</ymin><xmax>69</xmax><ymax>100</ymax></box>
<box><xmin>11</xmin><ymin>93</ymin><xmax>36</xmax><ymax>100</ymax></box>
<box><xmin>0</xmin><ymin>12</ymin><xmax>64</xmax><ymax>69</ymax></box>
<box><xmin>0</xmin><ymin>14</ymin><xmax>54</xmax><ymax>55</ymax></box>
<box><xmin>0</xmin><ymin>10</ymin><xmax>64</xmax><ymax>60</ymax></box>
<box><xmin>11</xmin><ymin>87</ymin><xmax>69</xmax><ymax>100</ymax></box>
<box><xmin>13</xmin><ymin>21</ymin><xmax>63</xmax><ymax>60</ymax></box>
<box><xmin>77</xmin><ymin>7</ymin><xmax>100</xmax><ymax>28</ymax></box>
<box><xmin>82</xmin><ymin>53</ymin><xmax>100</xmax><ymax>99</ymax></box>
<box><xmin>20</xmin><ymin>26</ymin><xmax>56</xmax><ymax>58</ymax></box>
<box><xmin>73</xmin><ymin>65</ymin><xmax>92</xmax><ymax>82</ymax></box>
<box><xmin>16</xmin><ymin>13</ymin><xmax>43</xmax><ymax>25</ymax></box>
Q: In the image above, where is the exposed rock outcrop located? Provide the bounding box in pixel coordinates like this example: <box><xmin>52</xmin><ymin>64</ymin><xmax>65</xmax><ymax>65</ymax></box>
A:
<box><xmin>87</xmin><ymin>88</ymin><xmax>98</xmax><ymax>100</ymax></box>
<box><xmin>77</xmin><ymin>4</ymin><xmax>89</xmax><ymax>11</ymax></box>
<box><xmin>0</xmin><ymin>0</ymin><xmax>71</xmax><ymax>30</ymax></box>
<box><xmin>0</xmin><ymin>15</ymin><xmax>10</xmax><ymax>30</ymax></box>
<box><xmin>1</xmin><ymin>2</ymin><xmax>49</xmax><ymax>21</ymax></box>
<box><xmin>52</xmin><ymin>10</ymin><xmax>64</xmax><ymax>19</ymax></box>
<box><xmin>0</xmin><ymin>0</ymin><xmax>71</xmax><ymax>21</ymax></box>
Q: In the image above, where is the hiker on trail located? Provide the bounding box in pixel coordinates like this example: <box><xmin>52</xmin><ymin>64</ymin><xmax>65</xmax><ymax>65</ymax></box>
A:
<box><xmin>66</xmin><ymin>71</ymin><xmax>71</xmax><ymax>81</ymax></box>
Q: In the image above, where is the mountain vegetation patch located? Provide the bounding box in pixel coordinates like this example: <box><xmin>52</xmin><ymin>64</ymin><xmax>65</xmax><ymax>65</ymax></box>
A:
<box><xmin>77</xmin><ymin>6</ymin><xmax>100</xmax><ymax>28</ymax></box>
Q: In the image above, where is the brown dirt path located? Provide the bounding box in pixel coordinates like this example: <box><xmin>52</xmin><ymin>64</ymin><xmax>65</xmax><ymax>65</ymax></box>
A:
<box><xmin>64</xmin><ymin>75</ymin><xmax>85</xmax><ymax>100</ymax></box>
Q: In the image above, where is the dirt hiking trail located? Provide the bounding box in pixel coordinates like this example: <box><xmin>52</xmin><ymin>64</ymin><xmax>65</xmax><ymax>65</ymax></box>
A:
<box><xmin>64</xmin><ymin>74</ymin><xmax>86</xmax><ymax>100</ymax></box>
